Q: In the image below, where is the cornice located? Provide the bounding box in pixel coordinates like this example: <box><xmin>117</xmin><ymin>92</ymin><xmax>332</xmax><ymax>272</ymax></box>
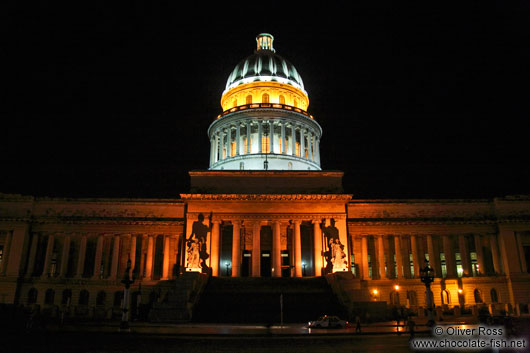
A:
<box><xmin>180</xmin><ymin>193</ymin><xmax>352</xmax><ymax>201</ymax></box>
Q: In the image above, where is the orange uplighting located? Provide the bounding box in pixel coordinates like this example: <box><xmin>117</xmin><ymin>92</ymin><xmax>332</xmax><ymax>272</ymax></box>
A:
<box><xmin>458</xmin><ymin>289</ymin><xmax>463</xmax><ymax>294</ymax></box>
<box><xmin>372</xmin><ymin>289</ymin><xmax>378</xmax><ymax>295</ymax></box>
<box><xmin>394</xmin><ymin>285</ymin><xmax>400</xmax><ymax>291</ymax></box>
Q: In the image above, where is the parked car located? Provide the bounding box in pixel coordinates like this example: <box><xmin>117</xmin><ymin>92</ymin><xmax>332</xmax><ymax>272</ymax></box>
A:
<box><xmin>308</xmin><ymin>315</ymin><xmax>350</xmax><ymax>329</ymax></box>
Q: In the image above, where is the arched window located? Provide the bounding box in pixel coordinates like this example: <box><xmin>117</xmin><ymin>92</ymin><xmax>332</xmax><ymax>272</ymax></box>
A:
<box><xmin>61</xmin><ymin>289</ymin><xmax>72</xmax><ymax>305</ymax></box>
<box><xmin>490</xmin><ymin>288</ymin><xmax>499</xmax><ymax>303</ymax></box>
<box><xmin>27</xmin><ymin>288</ymin><xmax>38</xmax><ymax>304</ymax></box>
<box><xmin>407</xmin><ymin>290</ymin><xmax>418</xmax><ymax>306</ymax></box>
<box><xmin>441</xmin><ymin>290</ymin><xmax>451</xmax><ymax>305</ymax></box>
<box><xmin>239</xmin><ymin>162</ymin><xmax>244</xmax><ymax>170</ymax></box>
<box><xmin>114</xmin><ymin>291</ymin><xmax>124</xmax><ymax>307</ymax></box>
<box><xmin>96</xmin><ymin>291</ymin><xmax>106</xmax><ymax>306</ymax></box>
<box><xmin>262</xmin><ymin>93</ymin><xmax>269</xmax><ymax>103</ymax></box>
<box><xmin>246</xmin><ymin>95</ymin><xmax>252</xmax><ymax>104</ymax></box>
<box><xmin>288</xmin><ymin>162</ymin><xmax>293</xmax><ymax>170</ymax></box>
<box><xmin>390</xmin><ymin>290</ymin><xmax>400</xmax><ymax>306</ymax></box>
<box><xmin>279</xmin><ymin>95</ymin><xmax>285</xmax><ymax>104</ymax></box>
<box><xmin>474</xmin><ymin>289</ymin><xmax>483</xmax><ymax>303</ymax></box>
<box><xmin>44</xmin><ymin>289</ymin><xmax>55</xmax><ymax>305</ymax></box>
<box><xmin>78</xmin><ymin>290</ymin><xmax>89</xmax><ymax>305</ymax></box>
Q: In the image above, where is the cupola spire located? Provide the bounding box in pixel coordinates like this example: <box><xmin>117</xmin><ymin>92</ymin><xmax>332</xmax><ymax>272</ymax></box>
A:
<box><xmin>256</xmin><ymin>33</ymin><xmax>275</xmax><ymax>52</ymax></box>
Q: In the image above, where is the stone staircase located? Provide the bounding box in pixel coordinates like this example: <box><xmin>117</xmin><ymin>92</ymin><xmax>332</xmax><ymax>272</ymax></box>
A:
<box><xmin>192</xmin><ymin>276</ymin><xmax>347</xmax><ymax>323</ymax></box>
<box><xmin>148</xmin><ymin>272</ymin><xmax>208</xmax><ymax>322</ymax></box>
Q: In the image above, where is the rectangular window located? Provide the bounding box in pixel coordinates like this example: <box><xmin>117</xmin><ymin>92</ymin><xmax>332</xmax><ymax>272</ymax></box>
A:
<box><xmin>409</xmin><ymin>253</ymin><xmax>414</xmax><ymax>278</ymax></box>
<box><xmin>231</xmin><ymin>142</ymin><xmax>236</xmax><ymax>157</ymax></box>
<box><xmin>470</xmin><ymin>252</ymin><xmax>478</xmax><ymax>276</ymax></box>
<box><xmin>296</xmin><ymin>142</ymin><xmax>301</xmax><ymax>156</ymax></box>
<box><xmin>368</xmin><ymin>254</ymin><xmax>372</xmax><ymax>279</ymax></box>
<box><xmin>455</xmin><ymin>252</ymin><xmax>463</xmax><ymax>277</ymax></box>
<box><xmin>440</xmin><ymin>253</ymin><xmax>447</xmax><ymax>278</ymax></box>
<box><xmin>0</xmin><ymin>245</ymin><xmax>3</xmax><ymax>267</ymax></box>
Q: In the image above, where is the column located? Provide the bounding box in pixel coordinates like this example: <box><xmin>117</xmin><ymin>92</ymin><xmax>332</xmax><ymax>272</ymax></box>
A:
<box><xmin>246</xmin><ymin>121</ymin><xmax>251</xmax><ymax>154</ymax></box>
<box><xmin>307</xmin><ymin>131</ymin><xmax>313</xmax><ymax>161</ymax></box>
<box><xmin>410</xmin><ymin>235</ymin><xmax>420</xmax><ymax>278</ymax></box>
<box><xmin>269</xmin><ymin>121</ymin><xmax>274</xmax><ymax>153</ymax></box>
<box><xmin>315</xmin><ymin>138</ymin><xmax>320</xmax><ymax>164</ymax></box>
<box><xmin>489</xmin><ymin>234</ymin><xmax>501</xmax><ymax>274</ymax></box>
<box><xmin>272</xmin><ymin>221</ymin><xmax>281</xmax><ymax>277</ymax></box>
<box><xmin>211</xmin><ymin>220</ymin><xmax>221</xmax><ymax>276</ymax></box>
<box><xmin>252</xmin><ymin>222</ymin><xmax>261</xmax><ymax>277</ymax></box>
<box><xmin>0</xmin><ymin>231</ymin><xmax>12</xmax><ymax>275</ymax></box>
<box><xmin>394</xmin><ymin>235</ymin><xmax>404</xmax><ymax>278</ymax></box>
<box><xmin>427</xmin><ymin>234</ymin><xmax>437</xmax><ymax>277</ymax></box>
<box><xmin>232</xmin><ymin>221</ymin><xmax>241</xmax><ymax>277</ymax></box>
<box><xmin>59</xmin><ymin>235</ymin><xmax>71</xmax><ymax>277</ymax></box>
<box><xmin>24</xmin><ymin>233</ymin><xmax>39</xmax><ymax>277</ymax></box>
<box><xmin>92</xmin><ymin>234</ymin><xmax>104</xmax><ymax>279</ymax></box>
<box><xmin>377</xmin><ymin>235</ymin><xmax>386</xmax><ymax>279</ymax></box>
<box><xmin>313</xmin><ymin>220</ymin><xmax>322</xmax><ymax>277</ymax></box>
<box><xmin>458</xmin><ymin>234</ymin><xmax>471</xmax><ymax>276</ymax></box>
<box><xmin>361</xmin><ymin>235</ymin><xmax>369</xmax><ymax>279</ymax></box>
<box><xmin>443</xmin><ymin>235</ymin><xmax>456</xmax><ymax>277</ymax></box>
<box><xmin>233</xmin><ymin>122</ymin><xmax>239</xmax><ymax>156</ymax></box>
<box><xmin>109</xmin><ymin>235</ymin><xmax>121</xmax><ymax>279</ymax></box>
<box><xmin>474</xmin><ymin>234</ymin><xmax>485</xmax><ymax>275</ymax></box>
<box><xmin>42</xmin><ymin>234</ymin><xmax>55</xmax><ymax>277</ymax></box>
<box><xmin>162</xmin><ymin>235</ymin><xmax>170</xmax><ymax>280</ymax></box>
<box><xmin>5</xmin><ymin>227</ymin><xmax>29</xmax><ymax>277</ymax></box>
<box><xmin>220</xmin><ymin>129</ymin><xmax>225</xmax><ymax>160</ymax></box>
<box><xmin>293</xmin><ymin>220</ymin><xmax>302</xmax><ymax>277</ymax></box>
<box><xmin>129</xmin><ymin>235</ymin><xmax>137</xmax><ymax>277</ymax></box>
<box><xmin>291</xmin><ymin>124</ymin><xmax>296</xmax><ymax>155</ymax></box>
<box><xmin>300</xmin><ymin>128</ymin><xmax>305</xmax><ymax>158</ymax></box>
<box><xmin>281</xmin><ymin>121</ymin><xmax>286</xmax><ymax>154</ymax></box>
<box><xmin>145</xmin><ymin>235</ymin><xmax>154</xmax><ymax>280</ymax></box>
<box><xmin>76</xmin><ymin>235</ymin><xmax>87</xmax><ymax>278</ymax></box>
<box><xmin>209</xmin><ymin>136</ymin><xmax>215</xmax><ymax>166</ymax></box>
<box><xmin>258</xmin><ymin>121</ymin><xmax>262</xmax><ymax>153</ymax></box>
<box><xmin>214</xmin><ymin>131</ymin><xmax>219</xmax><ymax>162</ymax></box>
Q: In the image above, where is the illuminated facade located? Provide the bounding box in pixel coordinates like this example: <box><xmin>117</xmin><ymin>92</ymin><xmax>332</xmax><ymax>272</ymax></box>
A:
<box><xmin>0</xmin><ymin>34</ymin><xmax>529</xmax><ymax>322</ymax></box>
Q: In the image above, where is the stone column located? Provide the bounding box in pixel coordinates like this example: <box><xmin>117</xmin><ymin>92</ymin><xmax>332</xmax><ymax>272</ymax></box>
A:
<box><xmin>129</xmin><ymin>235</ymin><xmax>137</xmax><ymax>277</ymax></box>
<box><xmin>42</xmin><ymin>234</ymin><xmax>55</xmax><ymax>277</ymax></box>
<box><xmin>214</xmin><ymin>131</ymin><xmax>219</xmax><ymax>162</ymax></box>
<box><xmin>361</xmin><ymin>235</ymin><xmax>370</xmax><ymax>279</ymax></box>
<box><xmin>427</xmin><ymin>234</ymin><xmax>437</xmax><ymax>277</ymax></box>
<box><xmin>272</xmin><ymin>221</ymin><xmax>281</xmax><ymax>277</ymax></box>
<box><xmin>211</xmin><ymin>220</ymin><xmax>221</xmax><ymax>276</ymax></box>
<box><xmin>258</xmin><ymin>121</ymin><xmax>262</xmax><ymax>153</ymax></box>
<box><xmin>76</xmin><ymin>235</ymin><xmax>87</xmax><ymax>278</ymax></box>
<box><xmin>109</xmin><ymin>235</ymin><xmax>121</xmax><ymax>279</ymax></box>
<box><xmin>315</xmin><ymin>138</ymin><xmax>320</xmax><ymax>164</ymax></box>
<box><xmin>377</xmin><ymin>235</ymin><xmax>386</xmax><ymax>279</ymax></box>
<box><xmin>394</xmin><ymin>235</ymin><xmax>404</xmax><ymax>278</ymax></box>
<box><xmin>281</xmin><ymin>121</ymin><xmax>286</xmax><ymax>154</ymax></box>
<box><xmin>162</xmin><ymin>235</ymin><xmax>170</xmax><ymax>280</ymax></box>
<box><xmin>474</xmin><ymin>234</ymin><xmax>485</xmax><ymax>275</ymax></box>
<box><xmin>145</xmin><ymin>235</ymin><xmax>154</xmax><ymax>280</ymax></box>
<box><xmin>489</xmin><ymin>234</ymin><xmax>501</xmax><ymax>274</ymax></box>
<box><xmin>252</xmin><ymin>222</ymin><xmax>261</xmax><ymax>277</ymax></box>
<box><xmin>24</xmin><ymin>233</ymin><xmax>39</xmax><ymax>277</ymax></box>
<box><xmin>313</xmin><ymin>221</ymin><xmax>323</xmax><ymax>277</ymax></box>
<box><xmin>236</xmin><ymin>122</ymin><xmax>241</xmax><ymax>155</ymax></box>
<box><xmin>209</xmin><ymin>136</ymin><xmax>215</xmax><ymax>166</ymax></box>
<box><xmin>232</xmin><ymin>221</ymin><xmax>241</xmax><ymax>277</ymax></box>
<box><xmin>443</xmin><ymin>235</ymin><xmax>456</xmax><ymax>278</ymax></box>
<box><xmin>300</xmin><ymin>128</ymin><xmax>305</xmax><ymax>158</ymax></box>
<box><xmin>294</xmin><ymin>220</ymin><xmax>302</xmax><ymax>277</ymax></box>
<box><xmin>269</xmin><ymin>121</ymin><xmax>274</xmax><ymax>153</ymax></box>
<box><xmin>59</xmin><ymin>235</ymin><xmax>71</xmax><ymax>277</ymax></box>
<box><xmin>307</xmin><ymin>131</ymin><xmax>313</xmax><ymax>161</ymax></box>
<box><xmin>458</xmin><ymin>234</ymin><xmax>471</xmax><ymax>276</ymax></box>
<box><xmin>410</xmin><ymin>235</ymin><xmax>420</xmax><ymax>278</ymax></box>
<box><xmin>92</xmin><ymin>234</ymin><xmax>104</xmax><ymax>279</ymax></box>
<box><xmin>220</xmin><ymin>129</ymin><xmax>226</xmax><ymax>160</ymax></box>
<box><xmin>0</xmin><ymin>231</ymin><xmax>12</xmax><ymax>275</ymax></box>
<box><xmin>246</xmin><ymin>121</ymin><xmax>251</xmax><ymax>154</ymax></box>
<box><xmin>291</xmin><ymin>124</ymin><xmax>296</xmax><ymax>155</ymax></box>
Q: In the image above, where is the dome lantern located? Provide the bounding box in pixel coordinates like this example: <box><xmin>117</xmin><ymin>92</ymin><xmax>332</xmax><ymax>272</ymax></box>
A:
<box><xmin>256</xmin><ymin>33</ymin><xmax>275</xmax><ymax>52</ymax></box>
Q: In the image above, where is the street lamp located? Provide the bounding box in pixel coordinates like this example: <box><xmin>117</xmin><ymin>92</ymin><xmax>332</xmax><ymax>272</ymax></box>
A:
<box><xmin>225</xmin><ymin>262</ymin><xmax>231</xmax><ymax>276</ymax></box>
<box><xmin>302</xmin><ymin>263</ymin><xmax>306</xmax><ymax>276</ymax></box>
<box><xmin>419</xmin><ymin>258</ymin><xmax>436</xmax><ymax>327</ymax></box>
<box><xmin>120</xmin><ymin>257</ymin><xmax>135</xmax><ymax>331</ymax></box>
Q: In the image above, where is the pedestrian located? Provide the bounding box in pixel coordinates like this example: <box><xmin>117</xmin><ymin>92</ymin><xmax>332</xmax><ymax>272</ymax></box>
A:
<box><xmin>355</xmin><ymin>315</ymin><xmax>361</xmax><ymax>333</ymax></box>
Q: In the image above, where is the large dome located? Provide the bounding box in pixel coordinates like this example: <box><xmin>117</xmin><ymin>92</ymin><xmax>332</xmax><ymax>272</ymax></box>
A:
<box><xmin>223</xmin><ymin>34</ymin><xmax>306</xmax><ymax>95</ymax></box>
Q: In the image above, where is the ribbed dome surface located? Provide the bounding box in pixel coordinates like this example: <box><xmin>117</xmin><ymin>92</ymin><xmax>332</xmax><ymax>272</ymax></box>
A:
<box><xmin>225</xmin><ymin>50</ymin><xmax>305</xmax><ymax>93</ymax></box>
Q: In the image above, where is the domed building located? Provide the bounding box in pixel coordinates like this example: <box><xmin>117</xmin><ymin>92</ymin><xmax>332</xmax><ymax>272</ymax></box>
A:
<box><xmin>0</xmin><ymin>34</ymin><xmax>529</xmax><ymax>325</ymax></box>
<box><xmin>209</xmin><ymin>33</ymin><xmax>321</xmax><ymax>171</ymax></box>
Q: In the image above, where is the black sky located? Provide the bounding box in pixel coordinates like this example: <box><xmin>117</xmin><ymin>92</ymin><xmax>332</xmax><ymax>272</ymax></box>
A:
<box><xmin>2</xmin><ymin>1</ymin><xmax>530</xmax><ymax>199</ymax></box>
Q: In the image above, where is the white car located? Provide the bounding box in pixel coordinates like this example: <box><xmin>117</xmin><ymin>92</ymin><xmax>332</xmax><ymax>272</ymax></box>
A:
<box><xmin>308</xmin><ymin>315</ymin><xmax>350</xmax><ymax>329</ymax></box>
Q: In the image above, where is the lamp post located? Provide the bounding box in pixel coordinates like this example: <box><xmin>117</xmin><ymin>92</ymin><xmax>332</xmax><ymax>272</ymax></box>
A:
<box><xmin>420</xmin><ymin>258</ymin><xmax>435</xmax><ymax>327</ymax></box>
<box><xmin>302</xmin><ymin>263</ymin><xmax>306</xmax><ymax>276</ymax></box>
<box><xmin>120</xmin><ymin>257</ymin><xmax>135</xmax><ymax>331</ymax></box>
<box><xmin>225</xmin><ymin>262</ymin><xmax>231</xmax><ymax>276</ymax></box>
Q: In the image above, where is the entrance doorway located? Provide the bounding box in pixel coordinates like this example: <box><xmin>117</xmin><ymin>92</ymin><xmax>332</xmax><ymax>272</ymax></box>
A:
<box><xmin>261</xmin><ymin>251</ymin><xmax>271</xmax><ymax>277</ymax></box>
<box><xmin>241</xmin><ymin>250</ymin><xmax>251</xmax><ymax>277</ymax></box>
<box><xmin>281</xmin><ymin>250</ymin><xmax>291</xmax><ymax>277</ymax></box>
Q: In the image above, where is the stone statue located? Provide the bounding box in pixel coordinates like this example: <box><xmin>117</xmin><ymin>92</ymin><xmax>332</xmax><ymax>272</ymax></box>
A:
<box><xmin>321</xmin><ymin>218</ymin><xmax>347</xmax><ymax>273</ymax></box>
<box><xmin>186</xmin><ymin>212</ymin><xmax>212</xmax><ymax>273</ymax></box>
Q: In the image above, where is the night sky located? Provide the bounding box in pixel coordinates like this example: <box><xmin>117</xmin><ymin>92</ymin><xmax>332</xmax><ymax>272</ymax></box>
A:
<box><xmin>3</xmin><ymin>2</ymin><xmax>530</xmax><ymax>199</ymax></box>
